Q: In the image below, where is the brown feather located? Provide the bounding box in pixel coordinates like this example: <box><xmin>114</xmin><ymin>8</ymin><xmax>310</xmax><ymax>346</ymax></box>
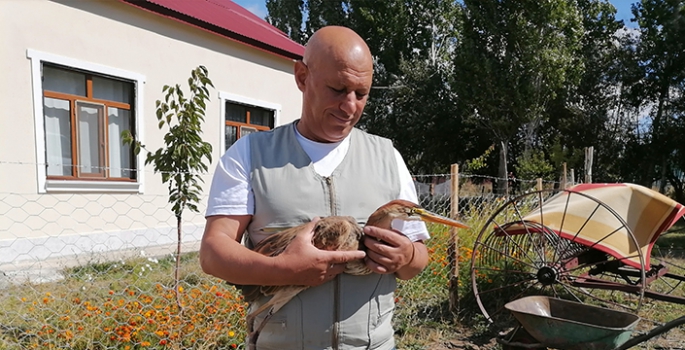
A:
<box><xmin>241</xmin><ymin>200</ymin><xmax>468</xmax><ymax>348</ymax></box>
<box><xmin>239</xmin><ymin>216</ymin><xmax>369</xmax><ymax>303</ymax></box>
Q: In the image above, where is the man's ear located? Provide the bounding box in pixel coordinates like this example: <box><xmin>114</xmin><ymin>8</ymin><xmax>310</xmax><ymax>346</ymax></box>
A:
<box><xmin>294</xmin><ymin>61</ymin><xmax>308</xmax><ymax>92</ymax></box>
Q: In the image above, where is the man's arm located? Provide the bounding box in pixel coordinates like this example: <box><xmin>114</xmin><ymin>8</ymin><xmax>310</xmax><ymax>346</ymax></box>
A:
<box><xmin>199</xmin><ymin>215</ymin><xmax>366</xmax><ymax>286</ymax></box>
<box><xmin>358</xmin><ymin>148</ymin><xmax>430</xmax><ymax>280</ymax></box>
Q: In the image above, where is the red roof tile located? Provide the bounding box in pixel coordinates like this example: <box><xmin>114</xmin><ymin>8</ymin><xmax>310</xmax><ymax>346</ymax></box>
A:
<box><xmin>120</xmin><ymin>0</ymin><xmax>304</xmax><ymax>60</ymax></box>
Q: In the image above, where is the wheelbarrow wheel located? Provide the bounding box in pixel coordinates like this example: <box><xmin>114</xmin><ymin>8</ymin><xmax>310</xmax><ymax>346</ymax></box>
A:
<box><xmin>470</xmin><ymin>189</ymin><xmax>646</xmax><ymax>324</ymax></box>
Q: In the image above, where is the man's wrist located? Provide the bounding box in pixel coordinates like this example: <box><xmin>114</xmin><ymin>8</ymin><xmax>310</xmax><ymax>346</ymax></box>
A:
<box><xmin>406</xmin><ymin>242</ymin><xmax>416</xmax><ymax>268</ymax></box>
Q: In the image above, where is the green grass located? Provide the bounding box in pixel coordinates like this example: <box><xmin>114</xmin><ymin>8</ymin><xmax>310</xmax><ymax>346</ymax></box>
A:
<box><xmin>2</xmin><ymin>206</ymin><xmax>685</xmax><ymax>349</ymax></box>
<box><xmin>655</xmin><ymin>221</ymin><xmax>685</xmax><ymax>259</ymax></box>
<box><xmin>395</xmin><ymin>199</ymin><xmax>685</xmax><ymax>349</ymax></box>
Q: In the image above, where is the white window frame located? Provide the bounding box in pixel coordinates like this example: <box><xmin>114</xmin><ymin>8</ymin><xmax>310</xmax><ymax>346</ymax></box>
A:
<box><xmin>218</xmin><ymin>91</ymin><xmax>281</xmax><ymax>153</ymax></box>
<box><xmin>27</xmin><ymin>49</ymin><xmax>146</xmax><ymax>193</ymax></box>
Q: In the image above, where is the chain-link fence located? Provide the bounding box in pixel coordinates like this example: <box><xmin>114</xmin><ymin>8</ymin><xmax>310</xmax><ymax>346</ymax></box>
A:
<box><xmin>0</xmin><ymin>160</ymin><xmax>570</xmax><ymax>349</ymax></box>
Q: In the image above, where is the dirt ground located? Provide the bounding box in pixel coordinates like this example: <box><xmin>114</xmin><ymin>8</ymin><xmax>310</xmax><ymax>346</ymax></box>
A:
<box><xmin>423</xmin><ymin>322</ymin><xmax>685</xmax><ymax>350</ymax></box>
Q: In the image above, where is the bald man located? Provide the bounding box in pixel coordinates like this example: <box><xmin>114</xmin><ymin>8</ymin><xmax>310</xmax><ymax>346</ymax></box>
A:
<box><xmin>200</xmin><ymin>26</ymin><xmax>430</xmax><ymax>350</ymax></box>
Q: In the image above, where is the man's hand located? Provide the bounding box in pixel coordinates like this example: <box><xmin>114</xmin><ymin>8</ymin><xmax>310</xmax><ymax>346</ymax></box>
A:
<box><xmin>362</xmin><ymin>225</ymin><xmax>428</xmax><ymax>280</ymax></box>
<box><xmin>274</xmin><ymin>218</ymin><xmax>366</xmax><ymax>286</ymax></box>
<box><xmin>201</xmin><ymin>215</ymin><xmax>366</xmax><ymax>287</ymax></box>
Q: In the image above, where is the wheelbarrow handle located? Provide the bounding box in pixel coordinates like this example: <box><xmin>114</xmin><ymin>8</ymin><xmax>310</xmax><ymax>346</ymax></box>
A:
<box><xmin>613</xmin><ymin>315</ymin><xmax>685</xmax><ymax>350</ymax></box>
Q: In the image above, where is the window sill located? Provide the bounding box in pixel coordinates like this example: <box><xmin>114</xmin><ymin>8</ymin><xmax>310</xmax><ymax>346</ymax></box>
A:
<box><xmin>45</xmin><ymin>180</ymin><xmax>142</xmax><ymax>193</ymax></box>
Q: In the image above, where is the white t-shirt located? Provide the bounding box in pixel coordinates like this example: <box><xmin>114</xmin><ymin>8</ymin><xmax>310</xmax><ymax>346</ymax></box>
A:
<box><xmin>206</xmin><ymin>127</ymin><xmax>430</xmax><ymax>242</ymax></box>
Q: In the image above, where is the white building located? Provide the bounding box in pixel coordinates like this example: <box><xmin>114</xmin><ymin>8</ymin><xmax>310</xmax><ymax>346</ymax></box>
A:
<box><xmin>0</xmin><ymin>0</ymin><xmax>304</xmax><ymax>270</ymax></box>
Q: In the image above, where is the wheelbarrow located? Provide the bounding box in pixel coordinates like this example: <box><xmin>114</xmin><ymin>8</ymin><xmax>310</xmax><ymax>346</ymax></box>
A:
<box><xmin>497</xmin><ymin>295</ymin><xmax>685</xmax><ymax>350</ymax></box>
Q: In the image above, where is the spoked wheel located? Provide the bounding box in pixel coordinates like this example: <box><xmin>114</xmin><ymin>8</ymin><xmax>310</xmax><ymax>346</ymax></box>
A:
<box><xmin>645</xmin><ymin>236</ymin><xmax>685</xmax><ymax>299</ymax></box>
<box><xmin>471</xmin><ymin>189</ymin><xmax>646</xmax><ymax>324</ymax></box>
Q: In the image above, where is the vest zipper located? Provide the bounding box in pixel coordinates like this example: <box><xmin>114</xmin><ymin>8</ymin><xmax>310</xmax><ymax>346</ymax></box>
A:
<box><xmin>325</xmin><ymin>176</ymin><xmax>340</xmax><ymax>350</ymax></box>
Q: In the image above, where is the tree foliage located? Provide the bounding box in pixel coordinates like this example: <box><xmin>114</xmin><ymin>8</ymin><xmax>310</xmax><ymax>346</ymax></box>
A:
<box><xmin>454</xmin><ymin>0</ymin><xmax>584</xmax><ymax>192</ymax></box>
<box><xmin>629</xmin><ymin>0</ymin><xmax>685</xmax><ymax>192</ymax></box>
<box><xmin>265</xmin><ymin>0</ymin><xmax>685</xmax><ymax>198</ymax></box>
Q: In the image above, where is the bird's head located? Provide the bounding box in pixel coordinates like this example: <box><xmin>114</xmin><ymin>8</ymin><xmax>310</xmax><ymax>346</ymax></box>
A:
<box><xmin>367</xmin><ymin>199</ymin><xmax>469</xmax><ymax>229</ymax></box>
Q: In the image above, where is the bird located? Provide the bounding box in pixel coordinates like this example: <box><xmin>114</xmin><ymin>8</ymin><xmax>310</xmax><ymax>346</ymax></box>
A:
<box><xmin>241</xmin><ymin>199</ymin><xmax>469</xmax><ymax>349</ymax></box>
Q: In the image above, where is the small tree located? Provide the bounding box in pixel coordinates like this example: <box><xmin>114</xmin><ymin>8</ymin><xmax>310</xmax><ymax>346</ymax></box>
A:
<box><xmin>123</xmin><ymin>66</ymin><xmax>214</xmax><ymax>307</ymax></box>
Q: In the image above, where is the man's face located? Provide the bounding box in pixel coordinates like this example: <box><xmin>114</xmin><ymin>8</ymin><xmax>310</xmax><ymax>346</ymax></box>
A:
<box><xmin>296</xmin><ymin>58</ymin><xmax>373</xmax><ymax>143</ymax></box>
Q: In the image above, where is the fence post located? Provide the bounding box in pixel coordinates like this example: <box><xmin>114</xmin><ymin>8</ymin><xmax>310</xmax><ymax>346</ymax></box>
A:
<box><xmin>536</xmin><ymin>178</ymin><xmax>543</xmax><ymax>191</ymax></box>
<box><xmin>585</xmin><ymin>146</ymin><xmax>594</xmax><ymax>184</ymax></box>
<box><xmin>449</xmin><ymin>163</ymin><xmax>460</xmax><ymax>315</ymax></box>
<box><xmin>562</xmin><ymin>162</ymin><xmax>567</xmax><ymax>189</ymax></box>
<box><xmin>570</xmin><ymin>168</ymin><xmax>575</xmax><ymax>185</ymax></box>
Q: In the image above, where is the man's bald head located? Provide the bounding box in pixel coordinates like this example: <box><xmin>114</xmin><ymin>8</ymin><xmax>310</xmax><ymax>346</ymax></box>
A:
<box><xmin>303</xmin><ymin>26</ymin><xmax>373</xmax><ymax>73</ymax></box>
<box><xmin>294</xmin><ymin>26</ymin><xmax>374</xmax><ymax>143</ymax></box>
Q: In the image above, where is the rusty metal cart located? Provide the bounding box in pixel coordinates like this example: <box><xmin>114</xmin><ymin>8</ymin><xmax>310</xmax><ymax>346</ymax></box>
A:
<box><xmin>496</xmin><ymin>295</ymin><xmax>685</xmax><ymax>350</ymax></box>
<box><xmin>470</xmin><ymin>183</ymin><xmax>685</xmax><ymax>324</ymax></box>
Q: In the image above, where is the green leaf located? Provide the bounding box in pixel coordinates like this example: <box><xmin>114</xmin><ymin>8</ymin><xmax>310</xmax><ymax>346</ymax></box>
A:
<box><xmin>147</xmin><ymin>65</ymin><xmax>214</xmax><ymax>242</ymax></box>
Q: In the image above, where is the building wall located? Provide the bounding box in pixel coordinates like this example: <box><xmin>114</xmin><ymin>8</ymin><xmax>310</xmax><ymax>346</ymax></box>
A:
<box><xmin>0</xmin><ymin>0</ymin><xmax>303</xmax><ymax>265</ymax></box>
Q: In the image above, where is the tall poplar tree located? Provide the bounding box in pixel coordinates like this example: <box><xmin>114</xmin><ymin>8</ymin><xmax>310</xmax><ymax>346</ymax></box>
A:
<box><xmin>455</xmin><ymin>0</ymin><xmax>584</xmax><ymax>193</ymax></box>
<box><xmin>629</xmin><ymin>0</ymin><xmax>685</xmax><ymax>192</ymax></box>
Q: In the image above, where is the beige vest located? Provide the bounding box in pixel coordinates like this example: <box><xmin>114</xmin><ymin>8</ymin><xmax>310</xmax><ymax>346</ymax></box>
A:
<box><xmin>247</xmin><ymin>122</ymin><xmax>401</xmax><ymax>350</ymax></box>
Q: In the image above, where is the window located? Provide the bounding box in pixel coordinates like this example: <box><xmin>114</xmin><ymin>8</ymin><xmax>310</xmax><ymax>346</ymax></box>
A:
<box><xmin>43</xmin><ymin>65</ymin><xmax>135</xmax><ymax>180</ymax></box>
<box><xmin>220</xmin><ymin>92</ymin><xmax>280</xmax><ymax>151</ymax></box>
<box><xmin>224</xmin><ymin>102</ymin><xmax>274</xmax><ymax>149</ymax></box>
<box><xmin>28</xmin><ymin>49</ymin><xmax>145</xmax><ymax>193</ymax></box>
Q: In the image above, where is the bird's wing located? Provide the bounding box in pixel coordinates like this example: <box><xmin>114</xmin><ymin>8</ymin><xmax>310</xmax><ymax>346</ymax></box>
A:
<box><xmin>253</xmin><ymin>225</ymin><xmax>304</xmax><ymax>257</ymax></box>
<box><xmin>259</xmin><ymin>286</ymin><xmax>307</xmax><ymax>316</ymax></box>
<box><xmin>239</xmin><ymin>285</ymin><xmax>264</xmax><ymax>303</ymax></box>
<box><xmin>237</xmin><ymin>224</ymin><xmax>307</xmax><ymax>301</ymax></box>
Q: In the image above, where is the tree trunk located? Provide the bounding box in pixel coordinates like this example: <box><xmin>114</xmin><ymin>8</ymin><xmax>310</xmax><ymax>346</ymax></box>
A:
<box><xmin>659</xmin><ymin>156</ymin><xmax>667</xmax><ymax>193</ymax></box>
<box><xmin>647</xmin><ymin>84</ymin><xmax>669</xmax><ymax>187</ymax></box>
<box><xmin>667</xmin><ymin>173</ymin><xmax>685</xmax><ymax>203</ymax></box>
<box><xmin>175</xmin><ymin>215</ymin><xmax>183</xmax><ymax>311</ymax></box>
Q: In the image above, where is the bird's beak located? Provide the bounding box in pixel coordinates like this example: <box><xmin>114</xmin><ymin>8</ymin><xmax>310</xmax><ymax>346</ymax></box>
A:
<box><xmin>412</xmin><ymin>208</ymin><xmax>469</xmax><ymax>229</ymax></box>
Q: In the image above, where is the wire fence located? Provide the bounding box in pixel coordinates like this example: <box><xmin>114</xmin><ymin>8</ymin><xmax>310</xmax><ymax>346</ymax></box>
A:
<box><xmin>0</xmin><ymin>160</ymin><xmax>571</xmax><ymax>349</ymax></box>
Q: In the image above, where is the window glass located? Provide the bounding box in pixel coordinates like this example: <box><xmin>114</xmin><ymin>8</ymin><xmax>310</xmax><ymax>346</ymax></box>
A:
<box><xmin>226</xmin><ymin>103</ymin><xmax>247</xmax><ymax>123</ymax></box>
<box><xmin>224</xmin><ymin>101</ymin><xmax>275</xmax><ymax>150</ymax></box>
<box><xmin>41</xmin><ymin>62</ymin><xmax>136</xmax><ymax>182</ymax></box>
<box><xmin>76</xmin><ymin>102</ymin><xmax>104</xmax><ymax>175</ymax></box>
<box><xmin>241</xmin><ymin>126</ymin><xmax>258</xmax><ymax>137</ymax></box>
<box><xmin>225</xmin><ymin>125</ymin><xmax>238</xmax><ymax>150</ymax></box>
<box><xmin>108</xmin><ymin>107</ymin><xmax>132</xmax><ymax>178</ymax></box>
<box><xmin>43</xmin><ymin>65</ymin><xmax>86</xmax><ymax>96</ymax></box>
<box><xmin>44</xmin><ymin>97</ymin><xmax>73</xmax><ymax>176</ymax></box>
<box><xmin>249</xmin><ymin>107</ymin><xmax>274</xmax><ymax>128</ymax></box>
<box><xmin>93</xmin><ymin>76</ymin><xmax>132</xmax><ymax>104</ymax></box>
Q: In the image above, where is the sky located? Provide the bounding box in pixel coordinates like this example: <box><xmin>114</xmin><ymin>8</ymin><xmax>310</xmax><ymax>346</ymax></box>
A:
<box><xmin>233</xmin><ymin>0</ymin><xmax>639</xmax><ymax>28</ymax></box>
